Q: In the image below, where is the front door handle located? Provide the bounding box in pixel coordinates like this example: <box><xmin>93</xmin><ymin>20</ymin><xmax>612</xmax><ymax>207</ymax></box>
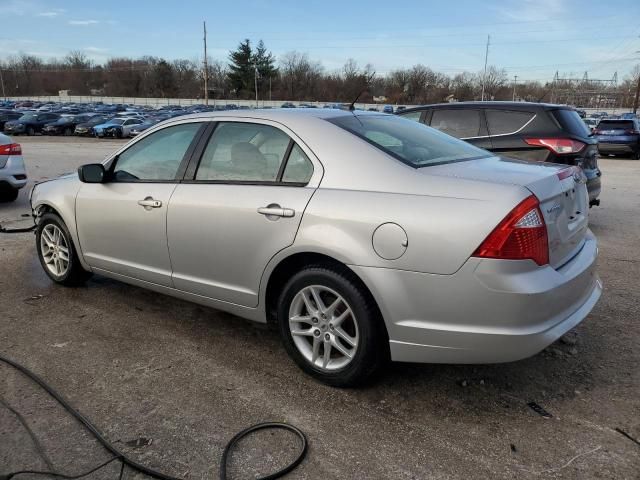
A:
<box><xmin>257</xmin><ymin>205</ymin><xmax>295</xmax><ymax>218</ymax></box>
<box><xmin>138</xmin><ymin>197</ymin><xmax>162</xmax><ymax>210</ymax></box>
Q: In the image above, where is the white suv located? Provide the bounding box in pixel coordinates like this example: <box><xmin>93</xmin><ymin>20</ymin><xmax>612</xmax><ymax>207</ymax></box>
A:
<box><xmin>0</xmin><ymin>133</ymin><xmax>27</xmax><ymax>202</ymax></box>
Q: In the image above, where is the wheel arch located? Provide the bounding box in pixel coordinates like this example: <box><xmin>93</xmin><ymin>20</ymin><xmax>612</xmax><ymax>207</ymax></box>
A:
<box><xmin>262</xmin><ymin>250</ymin><xmax>389</xmax><ymax>342</ymax></box>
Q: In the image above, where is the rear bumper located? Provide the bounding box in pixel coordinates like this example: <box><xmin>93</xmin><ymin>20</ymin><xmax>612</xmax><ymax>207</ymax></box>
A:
<box><xmin>0</xmin><ymin>156</ymin><xmax>28</xmax><ymax>189</ymax></box>
<box><xmin>351</xmin><ymin>230</ymin><xmax>601</xmax><ymax>364</ymax></box>
<box><xmin>598</xmin><ymin>142</ymin><xmax>638</xmax><ymax>154</ymax></box>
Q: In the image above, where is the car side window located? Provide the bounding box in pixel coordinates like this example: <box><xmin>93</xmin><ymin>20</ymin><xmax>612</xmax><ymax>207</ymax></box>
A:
<box><xmin>112</xmin><ymin>122</ymin><xmax>201</xmax><ymax>181</ymax></box>
<box><xmin>430</xmin><ymin>109</ymin><xmax>481</xmax><ymax>138</ymax></box>
<box><xmin>401</xmin><ymin>111</ymin><xmax>423</xmax><ymax>122</ymax></box>
<box><xmin>485</xmin><ymin>110</ymin><xmax>534</xmax><ymax>135</ymax></box>
<box><xmin>282</xmin><ymin>144</ymin><xmax>314</xmax><ymax>183</ymax></box>
<box><xmin>196</xmin><ymin>122</ymin><xmax>290</xmax><ymax>182</ymax></box>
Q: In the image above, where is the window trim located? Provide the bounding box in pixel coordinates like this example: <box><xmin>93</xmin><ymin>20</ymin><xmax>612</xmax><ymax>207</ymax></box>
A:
<box><xmin>184</xmin><ymin>120</ymin><xmax>313</xmax><ymax>187</ymax></box>
<box><xmin>107</xmin><ymin>122</ymin><xmax>208</xmax><ymax>184</ymax></box>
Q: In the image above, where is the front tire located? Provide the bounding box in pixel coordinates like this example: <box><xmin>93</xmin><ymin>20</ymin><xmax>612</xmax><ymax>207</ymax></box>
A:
<box><xmin>277</xmin><ymin>266</ymin><xmax>388</xmax><ymax>387</ymax></box>
<box><xmin>36</xmin><ymin>213</ymin><xmax>92</xmax><ymax>286</ymax></box>
<box><xmin>27</xmin><ymin>127</ymin><xmax>35</xmax><ymax>136</ymax></box>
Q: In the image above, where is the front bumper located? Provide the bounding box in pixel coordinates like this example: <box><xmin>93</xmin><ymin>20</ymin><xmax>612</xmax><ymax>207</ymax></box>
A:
<box><xmin>351</xmin><ymin>230</ymin><xmax>601</xmax><ymax>364</ymax></box>
<box><xmin>4</xmin><ymin>124</ymin><xmax>25</xmax><ymax>134</ymax></box>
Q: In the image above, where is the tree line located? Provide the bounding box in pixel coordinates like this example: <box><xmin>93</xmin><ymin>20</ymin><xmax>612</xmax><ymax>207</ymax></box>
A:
<box><xmin>1</xmin><ymin>39</ymin><xmax>638</xmax><ymax>107</ymax></box>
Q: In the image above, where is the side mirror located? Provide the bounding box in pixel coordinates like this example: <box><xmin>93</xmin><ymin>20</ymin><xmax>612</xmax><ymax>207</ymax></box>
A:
<box><xmin>78</xmin><ymin>163</ymin><xmax>106</xmax><ymax>183</ymax></box>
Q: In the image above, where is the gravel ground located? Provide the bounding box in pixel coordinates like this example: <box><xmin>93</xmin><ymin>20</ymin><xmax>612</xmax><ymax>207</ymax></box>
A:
<box><xmin>1</xmin><ymin>136</ymin><xmax>638</xmax><ymax>479</ymax></box>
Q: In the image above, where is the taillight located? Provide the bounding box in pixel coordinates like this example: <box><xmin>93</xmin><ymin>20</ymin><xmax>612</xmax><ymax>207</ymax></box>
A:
<box><xmin>0</xmin><ymin>143</ymin><xmax>21</xmax><ymax>155</ymax></box>
<box><xmin>524</xmin><ymin>138</ymin><xmax>586</xmax><ymax>154</ymax></box>
<box><xmin>473</xmin><ymin>195</ymin><xmax>549</xmax><ymax>266</ymax></box>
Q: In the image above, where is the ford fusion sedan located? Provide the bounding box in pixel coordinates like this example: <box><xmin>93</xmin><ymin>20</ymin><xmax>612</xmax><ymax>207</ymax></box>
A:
<box><xmin>30</xmin><ymin>110</ymin><xmax>602</xmax><ymax>386</ymax></box>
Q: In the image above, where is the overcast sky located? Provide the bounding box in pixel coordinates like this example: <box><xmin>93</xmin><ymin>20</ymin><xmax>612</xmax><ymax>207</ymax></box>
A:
<box><xmin>1</xmin><ymin>0</ymin><xmax>638</xmax><ymax>82</ymax></box>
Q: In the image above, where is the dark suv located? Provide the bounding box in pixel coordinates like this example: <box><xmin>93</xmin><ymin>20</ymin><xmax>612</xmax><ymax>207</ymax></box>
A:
<box><xmin>397</xmin><ymin>102</ymin><xmax>601</xmax><ymax>206</ymax></box>
<box><xmin>594</xmin><ymin>118</ymin><xmax>640</xmax><ymax>159</ymax></box>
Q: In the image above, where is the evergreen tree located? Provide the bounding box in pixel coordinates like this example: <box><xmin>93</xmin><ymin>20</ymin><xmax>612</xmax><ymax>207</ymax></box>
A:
<box><xmin>227</xmin><ymin>39</ymin><xmax>254</xmax><ymax>97</ymax></box>
<box><xmin>253</xmin><ymin>40</ymin><xmax>277</xmax><ymax>97</ymax></box>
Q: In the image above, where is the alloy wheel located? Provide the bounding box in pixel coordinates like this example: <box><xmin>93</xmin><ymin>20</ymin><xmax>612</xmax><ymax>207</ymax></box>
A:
<box><xmin>40</xmin><ymin>224</ymin><xmax>70</xmax><ymax>277</ymax></box>
<box><xmin>288</xmin><ymin>285</ymin><xmax>359</xmax><ymax>371</ymax></box>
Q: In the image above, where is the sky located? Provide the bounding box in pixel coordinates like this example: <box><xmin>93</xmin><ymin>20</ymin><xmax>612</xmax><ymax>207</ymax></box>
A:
<box><xmin>0</xmin><ymin>0</ymin><xmax>639</xmax><ymax>83</ymax></box>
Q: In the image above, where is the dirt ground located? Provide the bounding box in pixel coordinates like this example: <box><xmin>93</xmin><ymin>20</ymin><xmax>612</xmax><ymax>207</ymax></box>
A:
<box><xmin>1</xmin><ymin>136</ymin><xmax>638</xmax><ymax>479</ymax></box>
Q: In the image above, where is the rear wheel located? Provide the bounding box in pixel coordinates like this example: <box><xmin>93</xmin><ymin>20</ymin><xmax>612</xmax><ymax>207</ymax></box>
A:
<box><xmin>277</xmin><ymin>266</ymin><xmax>388</xmax><ymax>387</ymax></box>
<box><xmin>63</xmin><ymin>127</ymin><xmax>73</xmax><ymax>136</ymax></box>
<box><xmin>26</xmin><ymin>127</ymin><xmax>35</xmax><ymax>136</ymax></box>
<box><xmin>36</xmin><ymin>213</ymin><xmax>92</xmax><ymax>286</ymax></box>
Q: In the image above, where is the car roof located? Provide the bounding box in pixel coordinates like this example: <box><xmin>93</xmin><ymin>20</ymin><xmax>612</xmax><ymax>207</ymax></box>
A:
<box><xmin>399</xmin><ymin>101</ymin><xmax>574</xmax><ymax>114</ymax></box>
<box><xmin>171</xmin><ymin>108</ymin><xmax>388</xmax><ymax>125</ymax></box>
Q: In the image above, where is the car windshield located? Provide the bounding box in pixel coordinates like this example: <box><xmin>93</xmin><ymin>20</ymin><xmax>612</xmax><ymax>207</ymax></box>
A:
<box><xmin>110</xmin><ymin>119</ymin><xmax>126</xmax><ymax>125</ymax></box>
<box><xmin>19</xmin><ymin>114</ymin><xmax>38</xmax><ymax>121</ymax></box>
<box><xmin>327</xmin><ymin>114</ymin><xmax>491</xmax><ymax>167</ymax></box>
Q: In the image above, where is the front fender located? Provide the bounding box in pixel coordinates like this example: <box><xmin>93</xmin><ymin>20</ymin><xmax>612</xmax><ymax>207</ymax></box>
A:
<box><xmin>31</xmin><ymin>176</ymin><xmax>91</xmax><ymax>271</ymax></box>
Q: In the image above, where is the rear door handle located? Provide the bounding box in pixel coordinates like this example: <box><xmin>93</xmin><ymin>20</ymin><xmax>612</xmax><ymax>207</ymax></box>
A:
<box><xmin>257</xmin><ymin>205</ymin><xmax>295</xmax><ymax>218</ymax></box>
<box><xmin>138</xmin><ymin>197</ymin><xmax>162</xmax><ymax>210</ymax></box>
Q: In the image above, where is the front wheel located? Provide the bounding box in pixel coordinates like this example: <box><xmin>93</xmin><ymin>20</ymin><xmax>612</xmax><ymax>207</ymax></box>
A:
<box><xmin>26</xmin><ymin>127</ymin><xmax>35</xmax><ymax>136</ymax></box>
<box><xmin>277</xmin><ymin>266</ymin><xmax>388</xmax><ymax>387</ymax></box>
<box><xmin>36</xmin><ymin>213</ymin><xmax>92</xmax><ymax>286</ymax></box>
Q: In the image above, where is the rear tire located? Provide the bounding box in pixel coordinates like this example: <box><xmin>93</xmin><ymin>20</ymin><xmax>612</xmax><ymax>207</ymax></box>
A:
<box><xmin>27</xmin><ymin>127</ymin><xmax>35</xmax><ymax>136</ymax></box>
<box><xmin>36</xmin><ymin>213</ymin><xmax>92</xmax><ymax>286</ymax></box>
<box><xmin>64</xmin><ymin>127</ymin><xmax>73</xmax><ymax>136</ymax></box>
<box><xmin>277</xmin><ymin>265</ymin><xmax>388</xmax><ymax>387</ymax></box>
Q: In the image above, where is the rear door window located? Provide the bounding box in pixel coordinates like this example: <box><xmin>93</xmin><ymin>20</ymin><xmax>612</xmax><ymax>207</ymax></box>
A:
<box><xmin>551</xmin><ymin>109</ymin><xmax>591</xmax><ymax>137</ymax></box>
<box><xmin>486</xmin><ymin>110</ymin><xmax>535</xmax><ymax>135</ymax></box>
<box><xmin>429</xmin><ymin>109</ymin><xmax>481</xmax><ymax>138</ymax></box>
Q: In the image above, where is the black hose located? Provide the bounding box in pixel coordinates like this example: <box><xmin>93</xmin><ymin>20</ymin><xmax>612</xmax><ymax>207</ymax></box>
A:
<box><xmin>0</xmin><ymin>353</ymin><xmax>307</xmax><ymax>480</ymax></box>
<box><xmin>0</xmin><ymin>223</ymin><xmax>36</xmax><ymax>233</ymax></box>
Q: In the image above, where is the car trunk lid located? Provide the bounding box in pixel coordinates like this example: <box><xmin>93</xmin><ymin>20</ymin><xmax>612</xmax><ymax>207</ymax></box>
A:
<box><xmin>426</xmin><ymin>156</ymin><xmax>589</xmax><ymax>269</ymax></box>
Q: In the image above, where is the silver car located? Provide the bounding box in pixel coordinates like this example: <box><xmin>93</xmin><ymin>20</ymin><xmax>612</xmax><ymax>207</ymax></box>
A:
<box><xmin>0</xmin><ymin>133</ymin><xmax>27</xmax><ymax>202</ymax></box>
<box><xmin>30</xmin><ymin>110</ymin><xmax>602</xmax><ymax>386</ymax></box>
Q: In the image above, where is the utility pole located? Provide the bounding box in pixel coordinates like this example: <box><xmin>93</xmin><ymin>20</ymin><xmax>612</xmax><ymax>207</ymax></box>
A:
<box><xmin>269</xmin><ymin>77</ymin><xmax>272</xmax><ymax>102</ymax></box>
<box><xmin>203</xmin><ymin>21</ymin><xmax>208</xmax><ymax>105</ymax></box>
<box><xmin>481</xmin><ymin>34</ymin><xmax>490</xmax><ymax>101</ymax></box>
<box><xmin>633</xmin><ymin>73</ymin><xmax>640</xmax><ymax>114</ymax></box>
<box><xmin>254</xmin><ymin>62</ymin><xmax>259</xmax><ymax>108</ymax></box>
<box><xmin>512</xmin><ymin>75</ymin><xmax>518</xmax><ymax>101</ymax></box>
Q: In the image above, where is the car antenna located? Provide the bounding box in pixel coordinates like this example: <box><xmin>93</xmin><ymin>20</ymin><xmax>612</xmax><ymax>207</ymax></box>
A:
<box><xmin>348</xmin><ymin>71</ymin><xmax>376</xmax><ymax>111</ymax></box>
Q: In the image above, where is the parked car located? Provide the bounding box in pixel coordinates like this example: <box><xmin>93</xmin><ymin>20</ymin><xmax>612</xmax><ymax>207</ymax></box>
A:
<box><xmin>128</xmin><ymin>119</ymin><xmax>163</xmax><ymax>137</ymax></box>
<box><xmin>92</xmin><ymin>117</ymin><xmax>143</xmax><ymax>138</ymax></box>
<box><xmin>583</xmin><ymin>118</ymin><xmax>599</xmax><ymax>133</ymax></box>
<box><xmin>0</xmin><ymin>133</ymin><xmax>27</xmax><ymax>202</ymax></box>
<box><xmin>74</xmin><ymin>116</ymin><xmax>112</xmax><ymax>136</ymax></box>
<box><xmin>4</xmin><ymin>112</ymin><xmax>61</xmax><ymax>136</ymax></box>
<box><xmin>42</xmin><ymin>114</ymin><xmax>97</xmax><ymax>136</ymax></box>
<box><xmin>30</xmin><ymin>110</ymin><xmax>601</xmax><ymax>386</ymax></box>
<box><xmin>382</xmin><ymin>105</ymin><xmax>394</xmax><ymax>114</ymax></box>
<box><xmin>594</xmin><ymin>118</ymin><xmax>640</xmax><ymax>159</ymax></box>
<box><xmin>0</xmin><ymin>111</ymin><xmax>25</xmax><ymax>131</ymax></box>
<box><xmin>281</xmin><ymin>102</ymin><xmax>296</xmax><ymax>108</ymax></box>
<box><xmin>397</xmin><ymin>102</ymin><xmax>602</xmax><ymax>206</ymax></box>
<box><xmin>621</xmin><ymin>112</ymin><xmax>638</xmax><ymax>120</ymax></box>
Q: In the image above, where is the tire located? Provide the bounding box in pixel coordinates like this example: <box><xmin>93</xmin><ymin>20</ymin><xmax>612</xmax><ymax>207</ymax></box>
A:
<box><xmin>277</xmin><ymin>265</ymin><xmax>388</xmax><ymax>387</ymax></box>
<box><xmin>27</xmin><ymin>127</ymin><xmax>35</xmax><ymax>136</ymax></box>
<box><xmin>36</xmin><ymin>213</ymin><xmax>92</xmax><ymax>286</ymax></box>
<box><xmin>63</xmin><ymin>127</ymin><xmax>73</xmax><ymax>136</ymax></box>
<box><xmin>0</xmin><ymin>188</ymin><xmax>19</xmax><ymax>202</ymax></box>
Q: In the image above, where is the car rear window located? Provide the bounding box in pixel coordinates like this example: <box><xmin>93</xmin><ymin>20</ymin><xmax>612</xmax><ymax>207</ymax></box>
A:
<box><xmin>596</xmin><ymin>120</ymin><xmax>635</xmax><ymax>130</ymax></box>
<box><xmin>485</xmin><ymin>109</ymin><xmax>535</xmax><ymax>135</ymax></box>
<box><xmin>551</xmin><ymin>109</ymin><xmax>591</xmax><ymax>137</ymax></box>
<box><xmin>327</xmin><ymin>114</ymin><xmax>491</xmax><ymax>167</ymax></box>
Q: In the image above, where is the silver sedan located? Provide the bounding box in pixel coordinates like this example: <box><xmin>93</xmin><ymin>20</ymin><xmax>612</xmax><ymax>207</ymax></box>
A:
<box><xmin>30</xmin><ymin>109</ymin><xmax>602</xmax><ymax>386</ymax></box>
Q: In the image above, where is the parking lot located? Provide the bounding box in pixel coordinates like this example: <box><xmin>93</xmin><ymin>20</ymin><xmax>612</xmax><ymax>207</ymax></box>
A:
<box><xmin>1</xmin><ymin>137</ymin><xmax>639</xmax><ymax>478</ymax></box>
